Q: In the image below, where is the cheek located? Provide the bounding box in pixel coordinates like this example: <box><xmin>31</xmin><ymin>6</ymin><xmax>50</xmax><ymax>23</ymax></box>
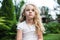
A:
<box><xmin>25</xmin><ymin>12</ymin><xmax>29</xmax><ymax>16</ymax></box>
<box><xmin>32</xmin><ymin>13</ymin><xmax>35</xmax><ymax>17</ymax></box>
<box><xmin>32</xmin><ymin>12</ymin><xmax>35</xmax><ymax>16</ymax></box>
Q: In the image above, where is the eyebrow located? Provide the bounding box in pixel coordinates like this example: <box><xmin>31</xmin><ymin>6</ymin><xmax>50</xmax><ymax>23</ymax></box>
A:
<box><xmin>25</xmin><ymin>7</ymin><xmax>34</xmax><ymax>9</ymax></box>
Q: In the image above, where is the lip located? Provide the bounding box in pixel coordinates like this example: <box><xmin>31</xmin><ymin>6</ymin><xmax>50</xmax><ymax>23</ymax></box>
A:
<box><xmin>29</xmin><ymin>14</ymin><xmax>33</xmax><ymax>16</ymax></box>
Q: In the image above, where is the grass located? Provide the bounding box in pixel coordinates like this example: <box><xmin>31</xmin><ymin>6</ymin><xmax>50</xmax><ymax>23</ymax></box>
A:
<box><xmin>1</xmin><ymin>34</ymin><xmax>60</xmax><ymax>40</ymax></box>
<box><xmin>44</xmin><ymin>34</ymin><xmax>60</xmax><ymax>40</ymax></box>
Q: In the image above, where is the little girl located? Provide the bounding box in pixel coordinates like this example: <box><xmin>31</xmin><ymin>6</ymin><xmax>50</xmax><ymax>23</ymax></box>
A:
<box><xmin>16</xmin><ymin>4</ymin><xmax>45</xmax><ymax>40</ymax></box>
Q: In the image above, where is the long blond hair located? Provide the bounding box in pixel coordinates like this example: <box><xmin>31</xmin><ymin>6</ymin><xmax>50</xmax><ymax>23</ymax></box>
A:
<box><xmin>19</xmin><ymin>4</ymin><xmax>45</xmax><ymax>34</ymax></box>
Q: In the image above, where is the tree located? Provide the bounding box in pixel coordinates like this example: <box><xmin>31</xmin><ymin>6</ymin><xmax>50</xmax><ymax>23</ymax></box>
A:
<box><xmin>56</xmin><ymin>14</ymin><xmax>60</xmax><ymax>23</ymax></box>
<box><xmin>41</xmin><ymin>6</ymin><xmax>52</xmax><ymax>23</ymax></box>
<box><xmin>57</xmin><ymin>0</ymin><xmax>60</xmax><ymax>4</ymax></box>
<box><xmin>0</xmin><ymin>0</ymin><xmax>16</xmax><ymax>40</ymax></box>
<box><xmin>14</xmin><ymin>0</ymin><xmax>25</xmax><ymax>21</ymax></box>
<box><xmin>1</xmin><ymin>0</ymin><xmax>14</xmax><ymax>20</ymax></box>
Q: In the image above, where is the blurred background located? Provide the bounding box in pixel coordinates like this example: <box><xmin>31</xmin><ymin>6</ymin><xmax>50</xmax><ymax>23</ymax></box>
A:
<box><xmin>0</xmin><ymin>0</ymin><xmax>60</xmax><ymax>40</ymax></box>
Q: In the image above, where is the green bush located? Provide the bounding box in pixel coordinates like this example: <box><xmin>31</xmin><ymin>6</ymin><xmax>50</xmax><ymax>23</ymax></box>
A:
<box><xmin>44</xmin><ymin>22</ymin><xmax>60</xmax><ymax>34</ymax></box>
<box><xmin>0</xmin><ymin>17</ymin><xmax>17</xmax><ymax>40</ymax></box>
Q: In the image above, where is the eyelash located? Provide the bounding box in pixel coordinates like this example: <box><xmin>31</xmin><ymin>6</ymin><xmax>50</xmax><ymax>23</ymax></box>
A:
<box><xmin>32</xmin><ymin>9</ymin><xmax>34</xmax><ymax>11</ymax></box>
<box><xmin>26</xmin><ymin>9</ymin><xmax>34</xmax><ymax>11</ymax></box>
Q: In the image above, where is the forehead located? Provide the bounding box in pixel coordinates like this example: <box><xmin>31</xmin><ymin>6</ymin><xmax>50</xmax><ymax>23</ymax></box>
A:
<box><xmin>25</xmin><ymin>5</ymin><xmax>35</xmax><ymax>9</ymax></box>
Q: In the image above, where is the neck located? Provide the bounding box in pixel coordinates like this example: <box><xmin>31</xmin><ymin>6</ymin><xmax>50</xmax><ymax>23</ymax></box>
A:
<box><xmin>26</xmin><ymin>18</ymin><xmax>34</xmax><ymax>25</ymax></box>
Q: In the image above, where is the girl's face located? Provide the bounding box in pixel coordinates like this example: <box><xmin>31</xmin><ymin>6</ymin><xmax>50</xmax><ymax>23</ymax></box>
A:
<box><xmin>25</xmin><ymin>5</ymin><xmax>35</xmax><ymax>19</ymax></box>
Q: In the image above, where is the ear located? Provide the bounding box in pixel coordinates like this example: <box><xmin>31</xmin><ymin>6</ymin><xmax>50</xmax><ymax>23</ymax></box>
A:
<box><xmin>23</xmin><ymin>13</ymin><xmax>25</xmax><ymax>16</ymax></box>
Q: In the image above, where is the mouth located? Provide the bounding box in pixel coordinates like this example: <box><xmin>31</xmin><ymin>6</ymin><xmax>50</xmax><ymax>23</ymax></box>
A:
<box><xmin>29</xmin><ymin>13</ymin><xmax>33</xmax><ymax>16</ymax></box>
<box><xmin>29</xmin><ymin>13</ymin><xmax>32</xmax><ymax>16</ymax></box>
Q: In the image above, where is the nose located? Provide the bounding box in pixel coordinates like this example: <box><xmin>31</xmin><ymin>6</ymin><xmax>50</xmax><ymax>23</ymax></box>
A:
<box><xmin>29</xmin><ymin>10</ymin><xmax>32</xmax><ymax>13</ymax></box>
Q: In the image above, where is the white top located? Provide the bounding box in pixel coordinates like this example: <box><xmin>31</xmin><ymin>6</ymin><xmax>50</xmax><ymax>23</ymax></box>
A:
<box><xmin>17</xmin><ymin>21</ymin><xmax>38</xmax><ymax>40</ymax></box>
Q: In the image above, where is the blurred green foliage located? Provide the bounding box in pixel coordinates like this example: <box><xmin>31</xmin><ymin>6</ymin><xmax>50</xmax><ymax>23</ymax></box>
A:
<box><xmin>0</xmin><ymin>0</ymin><xmax>16</xmax><ymax>40</ymax></box>
<box><xmin>0</xmin><ymin>0</ymin><xmax>25</xmax><ymax>40</ymax></box>
<box><xmin>44</xmin><ymin>34</ymin><xmax>60</xmax><ymax>40</ymax></box>
<box><xmin>44</xmin><ymin>22</ymin><xmax>60</xmax><ymax>34</ymax></box>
